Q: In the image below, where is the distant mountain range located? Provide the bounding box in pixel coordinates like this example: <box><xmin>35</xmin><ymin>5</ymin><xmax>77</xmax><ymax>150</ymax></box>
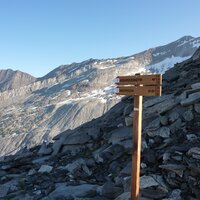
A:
<box><xmin>0</xmin><ymin>35</ymin><xmax>200</xmax><ymax>157</ymax></box>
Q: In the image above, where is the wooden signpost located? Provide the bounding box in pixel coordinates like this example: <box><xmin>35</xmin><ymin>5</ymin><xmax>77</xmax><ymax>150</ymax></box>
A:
<box><xmin>115</xmin><ymin>74</ymin><xmax>162</xmax><ymax>200</ymax></box>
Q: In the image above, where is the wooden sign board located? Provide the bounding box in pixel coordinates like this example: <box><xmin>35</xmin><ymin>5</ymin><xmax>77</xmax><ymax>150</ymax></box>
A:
<box><xmin>116</xmin><ymin>74</ymin><xmax>162</xmax><ymax>86</ymax></box>
<box><xmin>117</xmin><ymin>85</ymin><xmax>162</xmax><ymax>96</ymax></box>
<box><xmin>115</xmin><ymin>73</ymin><xmax>162</xmax><ymax>200</ymax></box>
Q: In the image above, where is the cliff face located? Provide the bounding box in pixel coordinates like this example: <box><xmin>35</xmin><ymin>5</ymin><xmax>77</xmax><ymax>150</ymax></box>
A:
<box><xmin>1</xmin><ymin>48</ymin><xmax>200</xmax><ymax>199</ymax></box>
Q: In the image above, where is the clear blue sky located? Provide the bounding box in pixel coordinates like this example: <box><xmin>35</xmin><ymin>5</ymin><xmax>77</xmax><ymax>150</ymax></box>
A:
<box><xmin>0</xmin><ymin>0</ymin><xmax>200</xmax><ymax>77</ymax></box>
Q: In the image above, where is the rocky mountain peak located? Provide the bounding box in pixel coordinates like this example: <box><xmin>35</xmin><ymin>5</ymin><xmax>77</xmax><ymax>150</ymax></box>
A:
<box><xmin>0</xmin><ymin>69</ymin><xmax>36</xmax><ymax>92</ymax></box>
<box><xmin>0</xmin><ymin>36</ymin><xmax>200</xmax><ymax>159</ymax></box>
<box><xmin>177</xmin><ymin>35</ymin><xmax>194</xmax><ymax>42</ymax></box>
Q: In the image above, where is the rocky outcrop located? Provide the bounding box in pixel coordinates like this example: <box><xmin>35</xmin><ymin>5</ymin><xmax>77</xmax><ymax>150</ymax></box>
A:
<box><xmin>1</xmin><ymin>48</ymin><xmax>200</xmax><ymax>199</ymax></box>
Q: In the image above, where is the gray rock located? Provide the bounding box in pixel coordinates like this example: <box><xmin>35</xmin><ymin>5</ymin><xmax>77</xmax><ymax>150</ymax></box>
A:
<box><xmin>28</xmin><ymin>169</ymin><xmax>37</xmax><ymax>176</ymax></box>
<box><xmin>100</xmin><ymin>144</ymin><xmax>124</xmax><ymax>162</ymax></box>
<box><xmin>141</xmin><ymin>162</ymin><xmax>147</xmax><ymax>168</ymax></box>
<box><xmin>169</xmin><ymin>118</ymin><xmax>182</xmax><ymax>133</ymax></box>
<box><xmin>169</xmin><ymin>112</ymin><xmax>180</xmax><ymax>123</ymax></box>
<box><xmin>141</xmin><ymin>140</ymin><xmax>148</xmax><ymax>152</ymax></box>
<box><xmin>61</xmin><ymin>144</ymin><xmax>85</xmax><ymax>156</ymax></box>
<box><xmin>0</xmin><ymin>170</ymin><xmax>6</xmax><ymax>177</ymax></box>
<box><xmin>145</xmin><ymin>98</ymin><xmax>179</xmax><ymax>115</ymax></box>
<box><xmin>114</xmin><ymin>192</ymin><xmax>131</xmax><ymax>200</ymax></box>
<box><xmin>75</xmin><ymin>197</ymin><xmax>109</xmax><ymax>200</ymax></box>
<box><xmin>52</xmin><ymin>139</ymin><xmax>63</xmax><ymax>156</ymax></box>
<box><xmin>1</xmin><ymin>165</ymin><xmax>12</xmax><ymax>170</ymax></box>
<box><xmin>101</xmin><ymin>181</ymin><xmax>123</xmax><ymax>198</ymax></box>
<box><xmin>38</xmin><ymin>142</ymin><xmax>52</xmax><ymax>155</ymax></box>
<box><xmin>140</xmin><ymin>175</ymin><xmax>160</xmax><ymax>189</ymax></box>
<box><xmin>117</xmin><ymin>139</ymin><xmax>132</xmax><ymax>152</ymax></box>
<box><xmin>129</xmin><ymin>111</ymin><xmax>133</xmax><ymax>117</ymax></box>
<box><xmin>167</xmin><ymin>189</ymin><xmax>182</xmax><ymax>200</ymax></box>
<box><xmin>187</xmin><ymin>147</ymin><xmax>200</xmax><ymax>159</ymax></box>
<box><xmin>140</xmin><ymin>186</ymin><xmax>168</xmax><ymax>199</ymax></box>
<box><xmin>186</xmin><ymin>134</ymin><xmax>197</xmax><ymax>141</ymax></box>
<box><xmin>160</xmin><ymin>116</ymin><xmax>168</xmax><ymax>126</ymax></box>
<box><xmin>0</xmin><ymin>184</ymin><xmax>10</xmax><ymax>198</ymax></box>
<box><xmin>32</xmin><ymin>155</ymin><xmax>51</xmax><ymax>164</ymax></box>
<box><xmin>108</xmin><ymin>127</ymin><xmax>132</xmax><ymax>144</ymax></box>
<box><xmin>191</xmin><ymin>82</ymin><xmax>200</xmax><ymax>89</ymax></box>
<box><xmin>145</xmin><ymin>118</ymin><xmax>160</xmax><ymax>131</ymax></box>
<box><xmin>163</xmin><ymin>152</ymin><xmax>171</xmax><ymax>163</ymax></box>
<box><xmin>159</xmin><ymin>164</ymin><xmax>186</xmax><ymax>177</ymax></box>
<box><xmin>93</xmin><ymin>144</ymin><xmax>110</xmax><ymax>163</ymax></box>
<box><xmin>86</xmin><ymin>127</ymin><xmax>101</xmax><ymax>140</ymax></box>
<box><xmin>123</xmin><ymin>104</ymin><xmax>133</xmax><ymax>116</ymax></box>
<box><xmin>64</xmin><ymin>131</ymin><xmax>91</xmax><ymax>145</ymax></box>
<box><xmin>194</xmin><ymin>103</ymin><xmax>200</xmax><ymax>113</ymax></box>
<box><xmin>147</xmin><ymin>127</ymin><xmax>171</xmax><ymax>138</ymax></box>
<box><xmin>120</xmin><ymin>162</ymin><xmax>132</xmax><ymax>176</ymax></box>
<box><xmin>122</xmin><ymin>176</ymin><xmax>131</xmax><ymax>192</ymax></box>
<box><xmin>64</xmin><ymin>158</ymin><xmax>92</xmax><ymax>177</ymax></box>
<box><xmin>181</xmin><ymin>91</ymin><xmax>200</xmax><ymax>106</ymax></box>
<box><xmin>125</xmin><ymin>116</ymin><xmax>133</xmax><ymax>126</ymax></box>
<box><xmin>48</xmin><ymin>184</ymin><xmax>99</xmax><ymax>199</ymax></box>
<box><xmin>143</xmin><ymin>95</ymin><xmax>174</xmax><ymax>108</ymax></box>
<box><xmin>182</xmin><ymin>110</ymin><xmax>194</xmax><ymax>121</ymax></box>
<box><xmin>93</xmin><ymin>144</ymin><xmax>125</xmax><ymax>163</ymax></box>
<box><xmin>150</xmin><ymin>174</ymin><xmax>168</xmax><ymax>188</ymax></box>
<box><xmin>38</xmin><ymin>165</ymin><xmax>53</xmax><ymax>173</ymax></box>
<box><xmin>0</xmin><ymin>180</ymin><xmax>18</xmax><ymax>198</ymax></box>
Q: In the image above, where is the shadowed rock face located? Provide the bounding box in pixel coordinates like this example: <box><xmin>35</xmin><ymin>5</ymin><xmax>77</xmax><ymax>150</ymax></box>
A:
<box><xmin>0</xmin><ymin>36</ymin><xmax>200</xmax><ymax>158</ymax></box>
<box><xmin>1</xmin><ymin>48</ymin><xmax>200</xmax><ymax>199</ymax></box>
<box><xmin>163</xmin><ymin>48</ymin><xmax>200</xmax><ymax>95</ymax></box>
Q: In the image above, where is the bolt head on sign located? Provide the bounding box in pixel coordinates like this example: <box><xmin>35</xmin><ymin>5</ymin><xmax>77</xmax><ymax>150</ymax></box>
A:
<box><xmin>115</xmin><ymin>74</ymin><xmax>162</xmax><ymax>96</ymax></box>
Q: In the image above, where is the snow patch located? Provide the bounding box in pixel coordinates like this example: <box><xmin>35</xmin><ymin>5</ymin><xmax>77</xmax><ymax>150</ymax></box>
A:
<box><xmin>146</xmin><ymin>56</ymin><xmax>190</xmax><ymax>74</ymax></box>
<box><xmin>66</xmin><ymin>90</ymin><xmax>71</xmax><ymax>95</ymax></box>
<box><xmin>98</xmin><ymin>65</ymin><xmax>115</xmax><ymax>70</ymax></box>
<box><xmin>99</xmin><ymin>97</ymin><xmax>107</xmax><ymax>104</ymax></box>
<box><xmin>56</xmin><ymin>99</ymin><xmax>73</xmax><ymax>106</ymax></box>
<box><xmin>191</xmin><ymin>40</ymin><xmax>200</xmax><ymax>48</ymax></box>
<box><xmin>128</xmin><ymin>56</ymin><xmax>135</xmax><ymax>60</ymax></box>
<box><xmin>177</xmin><ymin>39</ymin><xmax>193</xmax><ymax>47</ymax></box>
<box><xmin>31</xmin><ymin>107</ymin><xmax>38</xmax><ymax>110</ymax></box>
<box><xmin>153</xmin><ymin>51</ymin><xmax>167</xmax><ymax>57</ymax></box>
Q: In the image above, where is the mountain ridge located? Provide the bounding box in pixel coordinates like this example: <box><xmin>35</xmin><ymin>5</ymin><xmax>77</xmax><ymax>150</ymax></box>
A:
<box><xmin>1</xmin><ymin>35</ymin><xmax>199</xmax><ymax>79</ymax></box>
<box><xmin>0</xmin><ymin>35</ymin><xmax>200</xmax><ymax>158</ymax></box>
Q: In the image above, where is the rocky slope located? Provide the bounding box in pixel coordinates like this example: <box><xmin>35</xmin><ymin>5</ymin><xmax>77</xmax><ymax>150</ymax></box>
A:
<box><xmin>0</xmin><ymin>69</ymin><xmax>36</xmax><ymax>92</ymax></box>
<box><xmin>0</xmin><ymin>36</ymin><xmax>200</xmax><ymax>157</ymax></box>
<box><xmin>0</xmin><ymin>48</ymin><xmax>200</xmax><ymax>199</ymax></box>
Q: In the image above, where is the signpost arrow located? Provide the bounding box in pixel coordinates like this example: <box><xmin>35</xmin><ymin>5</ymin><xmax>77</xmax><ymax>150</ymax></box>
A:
<box><xmin>116</xmin><ymin>74</ymin><xmax>162</xmax><ymax>85</ymax></box>
<box><xmin>115</xmin><ymin>74</ymin><xmax>162</xmax><ymax>200</ymax></box>
<box><xmin>117</xmin><ymin>85</ymin><xmax>162</xmax><ymax>96</ymax></box>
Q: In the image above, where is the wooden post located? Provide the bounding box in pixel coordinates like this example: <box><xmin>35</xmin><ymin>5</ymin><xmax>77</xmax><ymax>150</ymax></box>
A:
<box><xmin>115</xmin><ymin>74</ymin><xmax>162</xmax><ymax>199</ymax></box>
<box><xmin>131</xmin><ymin>95</ymin><xmax>143</xmax><ymax>200</ymax></box>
